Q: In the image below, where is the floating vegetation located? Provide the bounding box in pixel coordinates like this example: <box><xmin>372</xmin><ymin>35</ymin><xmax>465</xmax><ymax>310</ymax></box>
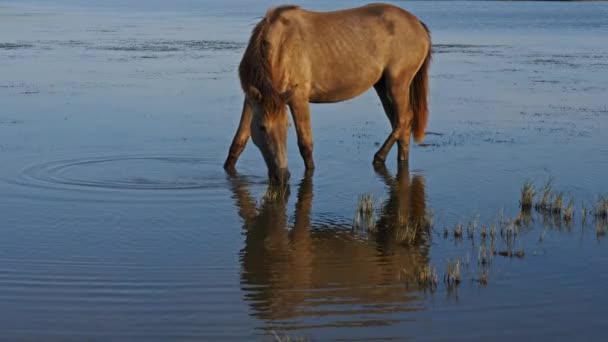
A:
<box><xmin>353</xmin><ymin>193</ymin><xmax>376</xmax><ymax>232</ymax></box>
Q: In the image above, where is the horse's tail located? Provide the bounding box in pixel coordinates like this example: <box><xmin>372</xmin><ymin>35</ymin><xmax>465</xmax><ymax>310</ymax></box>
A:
<box><xmin>410</xmin><ymin>22</ymin><xmax>432</xmax><ymax>143</ymax></box>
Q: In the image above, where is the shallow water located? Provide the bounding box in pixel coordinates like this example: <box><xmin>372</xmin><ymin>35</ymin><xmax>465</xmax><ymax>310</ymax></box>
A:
<box><xmin>1</xmin><ymin>0</ymin><xmax>608</xmax><ymax>340</ymax></box>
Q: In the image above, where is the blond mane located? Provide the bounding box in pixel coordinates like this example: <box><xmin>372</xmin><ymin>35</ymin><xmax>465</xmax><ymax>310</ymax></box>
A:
<box><xmin>238</xmin><ymin>5</ymin><xmax>299</xmax><ymax>114</ymax></box>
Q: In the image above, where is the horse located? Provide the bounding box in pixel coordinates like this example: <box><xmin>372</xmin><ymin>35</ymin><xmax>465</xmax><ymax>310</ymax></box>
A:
<box><xmin>224</xmin><ymin>3</ymin><xmax>432</xmax><ymax>183</ymax></box>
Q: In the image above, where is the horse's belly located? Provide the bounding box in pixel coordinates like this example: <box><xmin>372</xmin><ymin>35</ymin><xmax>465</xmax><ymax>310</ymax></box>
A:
<box><xmin>308</xmin><ymin>67</ymin><xmax>381</xmax><ymax>103</ymax></box>
<box><xmin>309</xmin><ymin>84</ymin><xmax>369</xmax><ymax>103</ymax></box>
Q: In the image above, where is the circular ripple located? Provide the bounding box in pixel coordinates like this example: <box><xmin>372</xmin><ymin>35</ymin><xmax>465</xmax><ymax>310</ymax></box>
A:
<box><xmin>22</xmin><ymin>155</ymin><xmax>216</xmax><ymax>191</ymax></box>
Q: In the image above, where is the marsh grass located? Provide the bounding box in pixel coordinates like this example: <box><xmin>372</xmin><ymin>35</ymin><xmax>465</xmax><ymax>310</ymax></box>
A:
<box><xmin>444</xmin><ymin>259</ymin><xmax>461</xmax><ymax>286</ymax></box>
<box><xmin>476</xmin><ymin>267</ymin><xmax>489</xmax><ymax>285</ymax></box>
<box><xmin>271</xmin><ymin>331</ymin><xmax>309</xmax><ymax>342</ymax></box>
<box><xmin>520</xmin><ymin>181</ymin><xmax>535</xmax><ymax>211</ymax></box>
<box><xmin>478</xmin><ymin>244</ymin><xmax>491</xmax><ymax>266</ymax></box>
<box><xmin>417</xmin><ymin>265</ymin><xmax>438</xmax><ymax>290</ymax></box>
<box><xmin>535</xmin><ymin>178</ymin><xmax>554</xmax><ymax>212</ymax></box>
<box><xmin>454</xmin><ymin>224</ymin><xmax>463</xmax><ymax>239</ymax></box>
<box><xmin>353</xmin><ymin>193</ymin><xmax>376</xmax><ymax>232</ymax></box>
<box><xmin>263</xmin><ymin>183</ymin><xmax>290</xmax><ymax>202</ymax></box>
<box><xmin>582</xmin><ymin>201</ymin><xmax>589</xmax><ymax>225</ymax></box>
<box><xmin>394</xmin><ymin>210</ymin><xmax>433</xmax><ymax>245</ymax></box>
<box><xmin>563</xmin><ymin>199</ymin><xmax>574</xmax><ymax>222</ymax></box>
<box><xmin>553</xmin><ymin>192</ymin><xmax>564</xmax><ymax>214</ymax></box>
<box><xmin>466</xmin><ymin>216</ymin><xmax>478</xmax><ymax>240</ymax></box>
<box><xmin>490</xmin><ymin>225</ymin><xmax>497</xmax><ymax>240</ymax></box>
<box><xmin>597</xmin><ymin>220</ymin><xmax>608</xmax><ymax>238</ymax></box>
<box><xmin>480</xmin><ymin>226</ymin><xmax>488</xmax><ymax>239</ymax></box>
<box><xmin>594</xmin><ymin>195</ymin><xmax>608</xmax><ymax>220</ymax></box>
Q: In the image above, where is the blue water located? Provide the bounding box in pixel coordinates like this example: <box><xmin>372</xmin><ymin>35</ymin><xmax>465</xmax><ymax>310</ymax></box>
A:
<box><xmin>1</xmin><ymin>1</ymin><xmax>608</xmax><ymax>340</ymax></box>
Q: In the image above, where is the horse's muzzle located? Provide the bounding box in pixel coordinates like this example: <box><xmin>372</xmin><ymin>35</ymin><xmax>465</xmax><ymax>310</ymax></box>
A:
<box><xmin>269</xmin><ymin>168</ymin><xmax>291</xmax><ymax>184</ymax></box>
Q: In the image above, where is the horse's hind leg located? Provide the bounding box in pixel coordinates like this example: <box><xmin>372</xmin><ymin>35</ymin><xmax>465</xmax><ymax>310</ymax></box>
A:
<box><xmin>373</xmin><ymin>75</ymin><xmax>413</xmax><ymax>164</ymax></box>
<box><xmin>373</xmin><ymin>78</ymin><xmax>404</xmax><ymax>164</ymax></box>
<box><xmin>224</xmin><ymin>99</ymin><xmax>252</xmax><ymax>171</ymax></box>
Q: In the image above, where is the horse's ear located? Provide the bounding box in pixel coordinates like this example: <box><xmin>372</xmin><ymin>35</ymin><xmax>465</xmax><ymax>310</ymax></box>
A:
<box><xmin>247</xmin><ymin>86</ymin><xmax>262</xmax><ymax>102</ymax></box>
<box><xmin>280</xmin><ymin>84</ymin><xmax>298</xmax><ymax>103</ymax></box>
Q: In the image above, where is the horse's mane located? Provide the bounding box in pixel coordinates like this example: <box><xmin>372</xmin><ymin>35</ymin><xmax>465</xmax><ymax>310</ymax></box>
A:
<box><xmin>239</xmin><ymin>5</ymin><xmax>299</xmax><ymax>114</ymax></box>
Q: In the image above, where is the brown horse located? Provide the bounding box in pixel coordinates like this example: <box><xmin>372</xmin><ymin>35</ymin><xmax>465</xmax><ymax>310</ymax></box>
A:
<box><xmin>224</xmin><ymin>3</ymin><xmax>432</xmax><ymax>183</ymax></box>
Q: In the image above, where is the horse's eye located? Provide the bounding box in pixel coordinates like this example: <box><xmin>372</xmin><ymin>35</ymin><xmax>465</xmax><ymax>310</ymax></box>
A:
<box><xmin>259</xmin><ymin>125</ymin><xmax>267</xmax><ymax>132</ymax></box>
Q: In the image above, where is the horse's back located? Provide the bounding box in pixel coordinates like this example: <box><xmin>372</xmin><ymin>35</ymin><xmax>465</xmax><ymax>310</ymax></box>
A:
<box><xmin>272</xmin><ymin>3</ymin><xmax>430</xmax><ymax>102</ymax></box>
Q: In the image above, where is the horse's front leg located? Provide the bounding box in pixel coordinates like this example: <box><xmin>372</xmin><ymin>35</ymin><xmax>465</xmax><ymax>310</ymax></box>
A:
<box><xmin>288</xmin><ymin>98</ymin><xmax>315</xmax><ymax>170</ymax></box>
<box><xmin>224</xmin><ymin>99</ymin><xmax>253</xmax><ymax>171</ymax></box>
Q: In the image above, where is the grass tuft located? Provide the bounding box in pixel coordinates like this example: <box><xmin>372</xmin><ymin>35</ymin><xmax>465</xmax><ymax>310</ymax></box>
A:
<box><xmin>353</xmin><ymin>193</ymin><xmax>376</xmax><ymax>232</ymax></box>
<box><xmin>563</xmin><ymin>199</ymin><xmax>574</xmax><ymax>222</ymax></box>
<box><xmin>594</xmin><ymin>195</ymin><xmax>608</xmax><ymax>220</ymax></box>
<box><xmin>444</xmin><ymin>259</ymin><xmax>461</xmax><ymax>286</ymax></box>
<box><xmin>520</xmin><ymin>181</ymin><xmax>535</xmax><ymax>211</ymax></box>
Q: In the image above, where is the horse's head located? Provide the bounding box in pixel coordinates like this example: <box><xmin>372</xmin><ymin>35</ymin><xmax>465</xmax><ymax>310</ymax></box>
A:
<box><xmin>247</xmin><ymin>86</ymin><xmax>293</xmax><ymax>184</ymax></box>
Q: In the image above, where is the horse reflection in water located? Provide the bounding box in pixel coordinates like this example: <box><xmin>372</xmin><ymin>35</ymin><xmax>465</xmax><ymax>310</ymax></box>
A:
<box><xmin>229</xmin><ymin>166</ymin><xmax>429</xmax><ymax>330</ymax></box>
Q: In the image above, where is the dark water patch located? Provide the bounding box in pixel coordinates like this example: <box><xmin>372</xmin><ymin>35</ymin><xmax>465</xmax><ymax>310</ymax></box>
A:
<box><xmin>20</xmin><ymin>90</ymin><xmax>40</xmax><ymax>95</ymax></box>
<box><xmin>51</xmin><ymin>40</ymin><xmax>88</xmax><ymax>47</ymax></box>
<box><xmin>531</xmin><ymin>58</ymin><xmax>579</xmax><ymax>68</ymax></box>
<box><xmin>0</xmin><ymin>119</ymin><xmax>24</xmax><ymax>125</ymax></box>
<box><xmin>433</xmin><ymin>44</ymin><xmax>505</xmax><ymax>56</ymax></box>
<box><xmin>85</xmin><ymin>29</ymin><xmax>118</xmax><ymax>33</ymax></box>
<box><xmin>95</xmin><ymin>39</ymin><xmax>244</xmax><ymax>53</ymax></box>
<box><xmin>532</xmin><ymin>79</ymin><xmax>560</xmax><ymax>84</ymax></box>
<box><xmin>0</xmin><ymin>42</ymin><xmax>34</xmax><ymax>50</ymax></box>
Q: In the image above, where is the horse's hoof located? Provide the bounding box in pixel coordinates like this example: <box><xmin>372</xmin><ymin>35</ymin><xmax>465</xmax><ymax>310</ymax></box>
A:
<box><xmin>304</xmin><ymin>161</ymin><xmax>316</xmax><ymax>170</ymax></box>
<box><xmin>223</xmin><ymin>159</ymin><xmax>237</xmax><ymax>173</ymax></box>
<box><xmin>372</xmin><ymin>156</ymin><xmax>386</xmax><ymax>165</ymax></box>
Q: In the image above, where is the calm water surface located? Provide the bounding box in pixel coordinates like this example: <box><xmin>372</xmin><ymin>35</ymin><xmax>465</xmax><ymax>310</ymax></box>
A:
<box><xmin>1</xmin><ymin>0</ymin><xmax>608</xmax><ymax>340</ymax></box>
